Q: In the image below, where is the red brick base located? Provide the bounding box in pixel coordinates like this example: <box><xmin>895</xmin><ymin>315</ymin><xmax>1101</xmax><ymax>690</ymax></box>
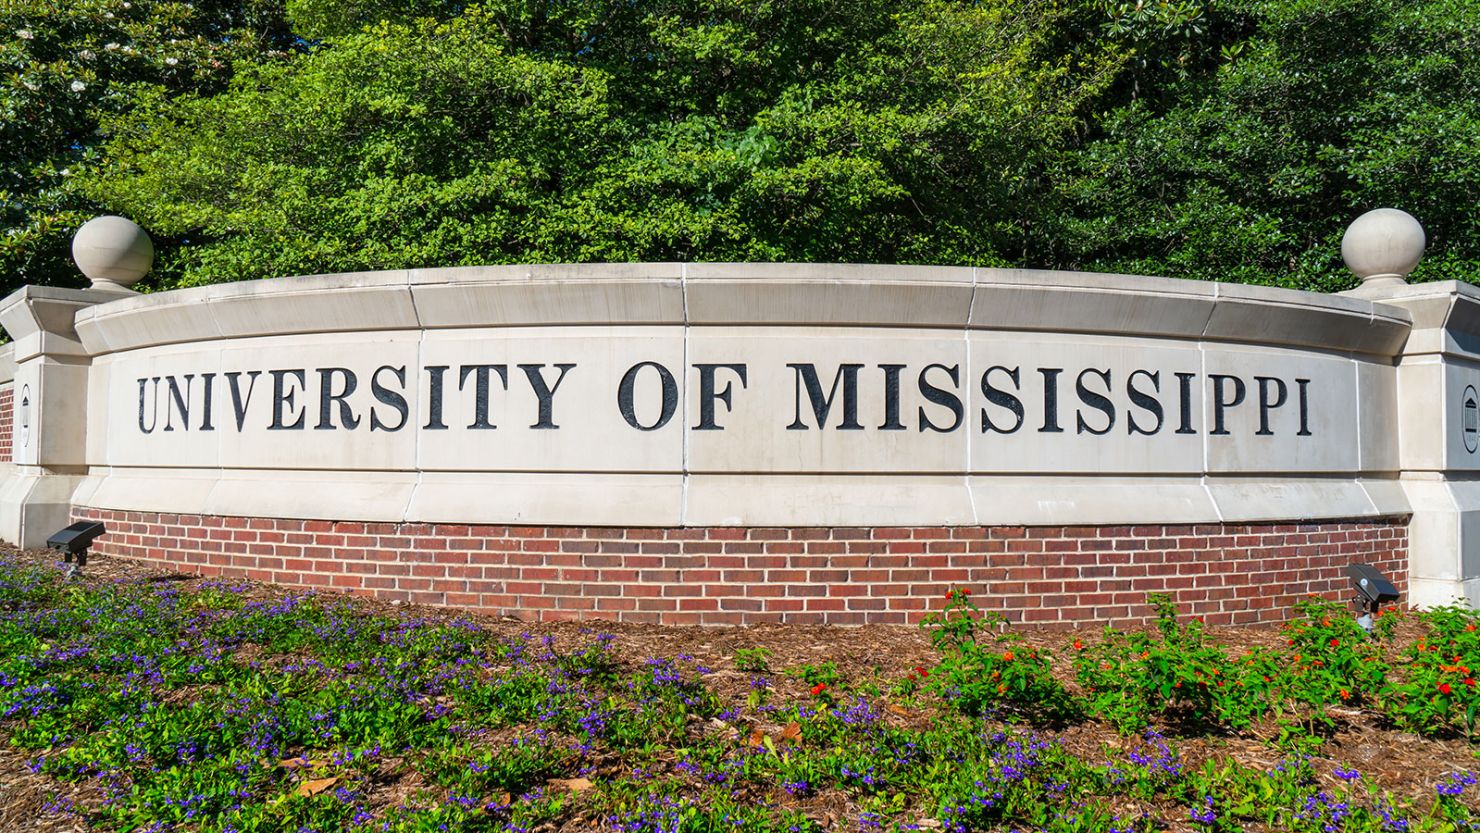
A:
<box><xmin>0</xmin><ymin>384</ymin><xmax>12</xmax><ymax>463</ymax></box>
<box><xmin>70</xmin><ymin>507</ymin><xmax>1409</xmax><ymax>627</ymax></box>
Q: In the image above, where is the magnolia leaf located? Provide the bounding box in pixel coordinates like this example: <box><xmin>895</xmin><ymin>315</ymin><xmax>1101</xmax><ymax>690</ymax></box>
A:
<box><xmin>294</xmin><ymin>776</ymin><xmax>339</xmax><ymax>797</ymax></box>
<box><xmin>548</xmin><ymin>777</ymin><xmax>594</xmax><ymax>793</ymax></box>
<box><xmin>278</xmin><ymin>757</ymin><xmax>325</xmax><ymax>770</ymax></box>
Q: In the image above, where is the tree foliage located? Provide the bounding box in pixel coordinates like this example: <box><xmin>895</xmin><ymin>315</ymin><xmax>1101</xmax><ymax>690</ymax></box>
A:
<box><xmin>0</xmin><ymin>0</ymin><xmax>295</xmax><ymax>289</ymax></box>
<box><xmin>80</xmin><ymin>0</ymin><xmax>1120</xmax><ymax>287</ymax></box>
<box><xmin>2</xmin><ymin>0</ymin><xmax>1477</xmax><ymax>293</ymax></box>
<box><xmin>1043</xmin><ymin>0</ymin><xmax>1480</xmax><ymax>291</ymax></box>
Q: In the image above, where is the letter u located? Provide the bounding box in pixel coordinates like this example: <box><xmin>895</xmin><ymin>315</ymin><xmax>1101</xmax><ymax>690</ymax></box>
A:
<box><xmin>137</xmin><ymin>377</ymin><xmax>161</xmax><ymax>434</ymax></box>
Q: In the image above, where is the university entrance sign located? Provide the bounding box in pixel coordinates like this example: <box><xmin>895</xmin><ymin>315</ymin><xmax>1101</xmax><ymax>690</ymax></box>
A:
<box><xmin>0</xmin><ymin>210</ymin><xmax>1475</xmax><ymax>625</ymax></box>
<box><xmin>73</xmin><ymin>263</ymin><xmax>1402</xmax><ymax>530</ymax></box>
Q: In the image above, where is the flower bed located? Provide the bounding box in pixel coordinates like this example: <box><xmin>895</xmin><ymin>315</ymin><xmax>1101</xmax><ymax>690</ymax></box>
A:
<box><xmin>0</xmin><ymin>550</ymin><xmax>1477</xmax><ymax>832</ymax></box>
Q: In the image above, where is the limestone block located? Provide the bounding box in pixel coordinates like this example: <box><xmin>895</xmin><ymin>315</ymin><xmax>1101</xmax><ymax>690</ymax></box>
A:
<box><xmin>1443</xmin><ymin>359</ymin><xmax>1480</xmax><ymax>471</ymax></box>
<box><xmin>219</xmin><ymin>333</ymin><xmax>421</xmax><ymax>470</ymax></box>
<box><xmin>1205</xmin><ymin>477</ymin><xmax>1378</xmax><ymax>523</ymax></box>
<box><xmin>408</xmin><ymin>471</ymin><xmax>683</xmax><ymax>526</ymax></box>
<box><xmin>967</xmin><ymin>331</ymin><xmax>1204</xmax><ymax>474</ymax></box>
<box><xmin>1357</xmin><ymin>360</ymin><xmax>1400</xmax><ymax>473</ymax></box>
<box><xmin>80</xmin><ymin>466</ymin><xmax>221</xmax><ymax>515</ymax></box>
<box><xmin>1396</xmin><ymin>357</ymin><xmax>1445</xmax><ymax>471</ymax></box>
<box><xmin>1401</xmin><ymin>478</ymin><xmax>1468</xmax><ymax>607</ymax></box>
<box><xmin>208</xmin><ymin>271</ymin><xmax>416</xmax><ymax>339</ymax></box>
<box><xmin>75</xmin><ymin>289</ymin><xmax>225</xmax><ymax>355</ymax></box>
<box><xmin>207</xmin><ymin>469</ymin><xmax>417</xmax><ymax>521</ymax></box>
<box><xmin>85</xmin><ymin>360</ymin><xmax>111</xmax><ymax>467</ymax></box>
<box><xmin>1207</xmin><ymin>283</ymin><xmax>1408</xmax><ymax>355</ymax></box>
<box><xmin>685</xmin><ymin>327</ymin><xmax>967</xmax><ymax>473</ymax></box>
<box><xmin>683</xmin><ymin>474</ymin><xmax>975</xmax><ymax>527</ymax></box>
<box><xmin>10</xmin><ymin>359</ymin><xmax>89</xmax><ymax>468</ymax></box>
<box><xmin>0</xmin><ymin>286</ymin><xmax>112</xmax><ymax>362</ymax></box>
<box><xmin>1358</xmin><ymin>478</ymin><xmax>1410</xmax><ymax>517</ymax></box>
<box><xmin>0</xmin><ymin>344</ymin><xmax>17</xmax><ymax>386</ymax></box>
<box><xmin>98</xmin><ymin>332</ymin><xmax>423</xmax><ymax>471</ymax></box>
<box><xmin>684</xmin><ymin>263</ymin><xmax>974</xmax><ymax>327</ymax></box>
<box><xmin>416</xmin><ymin>326</ymin><xmax>685</xmax><ymax>472</ymax></box>
<box><xmin>96</xmin><ymin>344</ymin><xmax>221</xmax><ymax>468</ymax></box>
<box><xmin>1201</xmin><ymin>345</ymin><xmax>1359</xmax><ymax>474</ymax></box>
<box><xmin>972</xmin><ymin>269</ymin><xmax>1216</xmax><ymax>340</ymax></box>
<box><xmin>969</xmin><ymin>475</ymin><xmax>1217</xmax><ymax>525</ymax></box>
<box><xmin>0</xmin><ymin>468</ymin><xmax>87</xmax><ymax>548</ymax></box>
<box><xmin>410</xmin><ymin>264</ymin><xmax>685</xmax><ymax>328</ymax></box>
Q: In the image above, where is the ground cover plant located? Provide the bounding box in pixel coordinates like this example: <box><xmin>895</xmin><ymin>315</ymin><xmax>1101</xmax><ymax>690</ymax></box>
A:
<box><xmin>2</xmin><ymin>550</ymin><xmax>1480</xmax><ymax>832</ymax></box>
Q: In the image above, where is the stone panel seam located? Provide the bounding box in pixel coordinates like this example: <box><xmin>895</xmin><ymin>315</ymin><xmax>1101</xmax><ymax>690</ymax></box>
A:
<box><xmin>964</xmin><ymin>268</ymin><xmax>979</xmax><ymax>526</ymax></box>
<box><xmin>679</xmin><ymin>261</ymin><xmax>691</xmax><ymax>526</ymax></box>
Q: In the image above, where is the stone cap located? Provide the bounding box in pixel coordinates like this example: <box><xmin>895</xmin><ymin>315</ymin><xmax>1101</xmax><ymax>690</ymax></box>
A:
<box><xmin>72</xmin><ymin>262</ymin><xmax>1412</xmax><ymax>358</ymax></box>
<box><xmin>0</xmin><ymin>285</ymin><xmax>137</xmax><ymax>362</ymax></box>
<box><xmin>72</xmin><ymin>215</ymin><xmax>151</xmax><ymax>293</ymax></box>
<box><xmin>1342</xmin><ymin>208</ymin><xmax>1426</xmax><ymax>292</ymax></box>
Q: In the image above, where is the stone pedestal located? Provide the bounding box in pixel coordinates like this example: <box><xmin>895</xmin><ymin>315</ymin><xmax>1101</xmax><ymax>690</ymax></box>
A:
<box><xmin>1347</xmin><ymin>280</ymin><xmax>1480</xmax><ymax>607</ymax></box>
<box><xmin>0</xmin><ymin>286</ymin><xmax>131</xmax><ymax>548</ymax></box>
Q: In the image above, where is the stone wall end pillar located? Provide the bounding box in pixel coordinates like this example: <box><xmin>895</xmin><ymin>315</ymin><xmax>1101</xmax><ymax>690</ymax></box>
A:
<box><xmin>0</xmin><ymin>285</ymin><xmax>127</xmax><ymax>549</ymax></box>
<box><xmin>1370</xmin><ymin>282</ymin><xmax>1480</xmax><ymax>608</ymax></box>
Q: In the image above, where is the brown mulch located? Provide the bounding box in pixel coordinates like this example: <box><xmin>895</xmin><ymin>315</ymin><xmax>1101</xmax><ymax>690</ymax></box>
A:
<box><xmin>2</xmin><ymin>546</ymin><xmax>1478</xmax><ymax>831</ymax></box>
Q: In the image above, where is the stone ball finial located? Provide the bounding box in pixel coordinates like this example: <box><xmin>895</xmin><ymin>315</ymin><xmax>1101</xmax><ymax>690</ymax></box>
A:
<box><xmin>1342</xmin><ymin>208</ymin><xmax>1425</xmax><ymax>289</ymax></box>
<box><xmin>72</xmin><ymin>215</ymin><xmax>153</xmax><ymax>291</ymax></box>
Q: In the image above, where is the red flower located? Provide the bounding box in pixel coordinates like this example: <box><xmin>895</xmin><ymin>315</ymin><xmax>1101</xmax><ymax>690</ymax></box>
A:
<box><xmin>1001</xmin><ymin>651</ymin><xmax>1014</xmax><ymax>662</ymax></box>
<box><xmin>1329</xmin><ymin>638</ymin><xmax>1339</xmax><ymax>648</ymax></box>
<box><xmin>811</xmin><ymin>683</ymin><xmax>827</xmax><ymax>696</ymax></box>
<box><xmin>1466</xmin><ymin>678</ymin><xmax>1478</xmax><ymax>687</ymax></box>
<box><xmin>1073</xmin><ymin>639</ymin><xmax>1084</xmax><ymax>651</ymax></box>
<box><xmin>914</xmin><ymin>666</ymin><xmax>928</xmax><ymax>678</ymax></box>
<box><xmin>1439</xmin><ymin>682</ymin><xmax>1453</xmax><ymax>695</ymax></box>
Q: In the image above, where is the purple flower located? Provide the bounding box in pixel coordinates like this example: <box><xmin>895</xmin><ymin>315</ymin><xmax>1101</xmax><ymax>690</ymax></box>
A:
<box><xmin>1437</xmin><ymin>771</ymin><xmax>1478</xmax><ymax>797</ymax></box>
<box><xmin>1190</xmin><ymin>795</ymin><xmax>1217</xmax><ymax>826</ymax></box>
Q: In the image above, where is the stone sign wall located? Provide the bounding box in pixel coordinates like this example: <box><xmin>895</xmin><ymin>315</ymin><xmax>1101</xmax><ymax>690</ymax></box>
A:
<box><xmin>1</xmin><ymin>256</ymin><xmax>1476</xmax><ymax>625</ymax></box>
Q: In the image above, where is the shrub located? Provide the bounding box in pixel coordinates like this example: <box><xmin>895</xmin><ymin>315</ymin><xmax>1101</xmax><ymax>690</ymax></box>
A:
<box><xmin>1385</xmin><ymin>605</ymin><xmax>1480</xmax><ymax>738</ymax></box>
<box><xmin>1073</xmin><ymin>594</ymin><xmax>1279</xmax><ymax>733</ymax></box>
<box><xmin>921</xmin><ymin>589</ymin><xmax>1077</xmax><ymax>723</ymax></box>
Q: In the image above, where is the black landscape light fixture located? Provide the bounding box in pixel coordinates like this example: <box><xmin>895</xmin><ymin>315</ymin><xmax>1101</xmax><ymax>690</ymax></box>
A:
<box><xmin>1346</xmin><ymin>563</ymin><xmax>1399</xmax><ymax>632</ymax></box>
<box><xmin>48</xmin><ymin>522</ymin><xmax>106</xmax><ymax>579</ymax></box>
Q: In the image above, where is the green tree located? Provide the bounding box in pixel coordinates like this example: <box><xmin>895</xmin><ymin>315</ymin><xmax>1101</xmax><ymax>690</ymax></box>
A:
<box><xmin>79</xmin><ymin>0</ymin><xmax>1123</xmax><ymax>289</ymax></box>
<box><xmin>1040</xmin><ymin>0</ymin><xmax>1480</xmax><ymax>290</ymax></box>
<box><xmin>0</xmin><ymin>0</ymin><xmax>295</xmax><ymax>292</ymax></box>
<box><xmin>21</xmin><ymin>0</ymin><xmax>1478</xmax><ymax>293</ymax></box>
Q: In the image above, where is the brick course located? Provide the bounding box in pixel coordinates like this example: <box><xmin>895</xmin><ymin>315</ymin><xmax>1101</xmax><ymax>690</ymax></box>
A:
<box><xmin>0</xmin><ymin>384</ymin><xmax>12</xmax><ymax>463</ymax></box>
<box><xmin>71</xmin><ymin>507</ymin><xmax>1408</xmax><ymax>627</ymax></box>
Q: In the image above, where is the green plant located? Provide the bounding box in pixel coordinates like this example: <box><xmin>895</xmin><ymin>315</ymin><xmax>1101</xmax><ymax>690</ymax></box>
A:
<box><xmin>1383</xmin><ymin>605</ymin><xmax>1480</xmax><ymax>737</ymax></box>
<box><xmin>733</xmin><ymin>646</ymin><xmax>772</xmax><ymax>673</ymax></box>
<box><xmin>1074</xmin><ymin>594</ymin><xmax>1277</xmax><ymax>733</ymax></box>
<box><xmin>921</xmin><ymin>589</ymin><xmax>1076</xmax><ymax>723</ymax></box>
<box><xmin>1277</xmin><ymin>595</ymin><xmax>1390</xmax><ymax>738</ymax></box>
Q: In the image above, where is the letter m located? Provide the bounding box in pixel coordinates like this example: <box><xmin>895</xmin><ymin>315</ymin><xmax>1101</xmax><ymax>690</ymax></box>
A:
<box><xmin>786</xmin><ymin>363</ymin><xmax>864</xmax><ymax>430</ymax></box>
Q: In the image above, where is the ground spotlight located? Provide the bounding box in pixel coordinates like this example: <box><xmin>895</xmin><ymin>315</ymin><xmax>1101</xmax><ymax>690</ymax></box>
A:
<box><xmin>47</xmin><ymin>522</ymin><xmax>107</xmax><ymax>579</ymax></box>
<box><xmin>1345</xmin><ymin>563</ymin><xmax>1398</xmax><ymax>632</ymax></box>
